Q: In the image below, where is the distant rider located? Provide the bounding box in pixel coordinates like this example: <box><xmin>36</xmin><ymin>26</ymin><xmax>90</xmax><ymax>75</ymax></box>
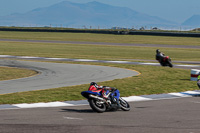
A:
<box><xmin>156</xmin><ymin>49</ymin><xmax>165</xmax><ymax>63</ymax></box>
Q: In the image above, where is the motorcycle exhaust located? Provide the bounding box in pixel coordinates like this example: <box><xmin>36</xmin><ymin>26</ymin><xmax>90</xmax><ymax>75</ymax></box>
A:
<box><xmin>89</xmin><ymin>94</ymin><xmax>111</xmax><ymax>106</ymax></box>
<box><xmin>89</xmin><ymin>94</ymin><xmax>105</xmax><ymax>101</ymax></box>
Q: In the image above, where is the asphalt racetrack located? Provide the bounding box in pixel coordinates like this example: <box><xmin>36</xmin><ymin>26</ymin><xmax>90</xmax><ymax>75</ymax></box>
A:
<box><xmin>1</xmin><ymin>97</ymin><xmax>200</xmax><ymax>133</ymax></box>
<box><xmin>0</xmin><ymin>39</ymin><xmax>200</xmax><ymax>133</ymax></box>
<box><xmin>0</xmin><ymin>59</ymin><xmax>138</xmax><ymax>94</ymax></box>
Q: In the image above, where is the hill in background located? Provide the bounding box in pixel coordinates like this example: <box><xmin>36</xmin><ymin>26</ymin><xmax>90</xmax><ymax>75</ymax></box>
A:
<box><xmin>182</xmin><ymin>15</ymin><xmax>200</xmax><ymax>28</ymax></box>
<box><xmin>0</xmin><ymin>1</ymin><xmax>178</xmax><ymax>29</ymax></box>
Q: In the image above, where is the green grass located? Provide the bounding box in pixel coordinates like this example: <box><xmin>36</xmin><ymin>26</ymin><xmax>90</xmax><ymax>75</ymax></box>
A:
<box><xmin>0</xmin><ymin>31</ymin><xmax>199</xmax><ymax>104</ymax></box>
<box><xmin>0</xmin><ymin>31</ymin><xmax>200</xmax><ymax>46</ymax></box>
<box><xmin>0</xmin><ymin>62</ymin><xmax>196</xmax><ymax>104</ymax></box>
<box><xmin>0</xmin><ymin>41</ymin><xmax>199</xmax><ymax>61</ymax></box>
<box><xmin>0</xmin><ymin>66</ymin><xmax>37</xmax><ymax>81</ymax></box>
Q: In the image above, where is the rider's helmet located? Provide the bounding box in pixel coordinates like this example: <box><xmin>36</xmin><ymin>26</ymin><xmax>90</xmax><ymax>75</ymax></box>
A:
<box><xmin>156</xmin><ymin>49</ymin><xmax>160</xmax><ymax>54</ymax></box>
<box><xmin>90</xmin><ymin>82</ymin><xmax>98</xmax><ymax>88</ymax></box>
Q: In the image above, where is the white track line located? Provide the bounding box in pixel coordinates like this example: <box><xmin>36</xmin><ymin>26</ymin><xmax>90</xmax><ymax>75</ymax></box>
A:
<box><xmin>0</xmin><ymin>91</ymin><xmax>199</xmax><ymax>110</ymax></box>
<box><xmin>0</xmin><ymin>55</ymin><xmax>199</xmax><ymax>68</ymax></box>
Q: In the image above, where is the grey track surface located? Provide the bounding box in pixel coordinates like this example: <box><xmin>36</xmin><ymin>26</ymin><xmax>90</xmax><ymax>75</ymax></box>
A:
<box><xmin>0</xmin><ymin>60</ymin><xmax>138</xmax><ymax>94</ymax></box>
<box><xmin>0</xmin><ymin>38</ymin><xmax>200</xmax><ymax>49</ymax></box>
<box><xmin>0</xmin><ymin>97</ymin><xmax>200</xmax><ymax>133</ymax></box>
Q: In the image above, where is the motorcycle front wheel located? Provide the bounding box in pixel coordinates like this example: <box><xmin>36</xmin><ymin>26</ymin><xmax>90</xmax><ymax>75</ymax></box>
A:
<box><xmin>167</xmin><ymin>60</ymin><xmax>173</xmax><ymax>67</ymax></box>
<box><xmin>119</xmin><ymin>97</ymin><xmax>130</xmax><ymax>111</ymax></box>
<box><xmin>89</xmin><ymin>99</ymin><xmax>106</xmax><ymax>113</ymax></box>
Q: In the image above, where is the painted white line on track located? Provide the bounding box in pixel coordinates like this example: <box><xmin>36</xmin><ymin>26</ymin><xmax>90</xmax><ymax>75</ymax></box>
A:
<box><xmin>73</xmin><ymin>59</ymin><xmax>98</xmax><ymax>62</ymax></box>
<box><xmin>105</xmin><ymin>61</ymin><xmax>130</xmax><ymax>63</ymax></box>
<box><xmin>122</xmin><ymin>96</ymin><xmax>152</xmax><ymax>102</ymax></box>
<box><xmin>0</xmin><ymin>55</ymin><xmax>200</xmax><ymax>68</ymax></box>
<box><xmin>0</xmin><ymin>90</ymin><xmax>199</xmax><ymax>110</ymax></box>
<box><xmin>168</xmin><ymin>93</ymin><xmax>189</xmax><ymax>97</ymax></box>
<box><xmin>140</xmin><ymin>63</ymin><xmax>159</xmax><ymax>65</ymax></box>
<box><xmin>176</xmin><ymin>65</ymin><xmax>198</xmax><ymax>67</ymax></box>
<box><xmin>63</xmin><ymin>117</ymin><xmax>83</xmax><ymax>120</ymax></box>
<box><xmin>45</xmin><ymin>58</ymin><xmax>68</xmax><ymax>60</ymax></box>
<box><xmin>0</xmin><ymin>55</ymin><xmax>14</xmax><ymax>58</ymax></box>
<box><xmin>15</xmin><ymin>102</ymin><xmax>77</xmax><ymax>108</ymax></box>
<box><xmin>18</xmin><ymin>56</ymin><xmax>41</xmax><ymax>59</ymax></box>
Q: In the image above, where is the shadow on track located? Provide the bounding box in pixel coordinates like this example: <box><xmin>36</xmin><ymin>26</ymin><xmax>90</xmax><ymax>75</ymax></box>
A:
<box><xmin>60</xmin><ymin>108</ymin><xmax>123</xmax><ymax>113</ymax></box>
<box><xmin>61</xmin><ymin>108</ymin><xmax>94</xmax><ymax>113</ymax></box>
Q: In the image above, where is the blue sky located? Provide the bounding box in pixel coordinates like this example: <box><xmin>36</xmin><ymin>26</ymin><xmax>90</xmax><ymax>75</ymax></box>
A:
<box><xmin>0</xmin><ymin>0</ymin><xmax>200</xmax><ymax>23</ymax></box>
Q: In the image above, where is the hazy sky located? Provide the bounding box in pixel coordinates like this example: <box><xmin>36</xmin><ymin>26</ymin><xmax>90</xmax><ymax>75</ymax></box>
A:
<box><xmin>0</xmin><ymin>0</ymin><xmax>200</xmax><ymax>23</ymax></box>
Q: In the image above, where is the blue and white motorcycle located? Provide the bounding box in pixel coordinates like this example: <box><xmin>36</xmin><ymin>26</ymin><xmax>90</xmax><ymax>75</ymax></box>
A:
<box><xmin>81</xmin><ymin>89</ymin><xmax>130</xmax><ymax>113</ymax></box>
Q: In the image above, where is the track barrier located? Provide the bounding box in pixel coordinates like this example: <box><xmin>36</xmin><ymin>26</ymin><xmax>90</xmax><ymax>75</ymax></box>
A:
<box><xmin>191</xmin><ymin>69</ymin><xmax>200</xmax><ymax>81</ymax></box>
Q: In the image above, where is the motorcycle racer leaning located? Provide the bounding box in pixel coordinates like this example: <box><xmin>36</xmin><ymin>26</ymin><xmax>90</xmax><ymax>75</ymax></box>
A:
<box><xmin>156</xmin><ymin>49</ymin><xmax>165</xmax><ymax>63</ymax></box>
<box><xmin>89</xmin><ymin>82</ymin><xmax>120</xmax><ymax>107</ymax></box>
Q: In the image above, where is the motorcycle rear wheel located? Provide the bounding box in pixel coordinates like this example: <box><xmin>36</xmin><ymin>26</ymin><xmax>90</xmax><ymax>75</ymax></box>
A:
<box><xmin>89</xmin><ymin>99</ymin><xmax>106</xmax><ymax>113</ymax></box>
<box><xmin>119</xmin><ymin>97</ymin><xmax>130</xmax><ymax>111</ymax></box>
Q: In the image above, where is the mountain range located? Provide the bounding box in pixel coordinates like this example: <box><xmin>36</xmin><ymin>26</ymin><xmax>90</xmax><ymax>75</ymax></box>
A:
<box><xmin>0</xmin><ymin>1</ymin><xmax>198</xmax><ymax>29</ymax></box>
<box><xmin>182</xmin><ymin>15</ymin><xmax>200</xmax><ymax>27</ymax></box>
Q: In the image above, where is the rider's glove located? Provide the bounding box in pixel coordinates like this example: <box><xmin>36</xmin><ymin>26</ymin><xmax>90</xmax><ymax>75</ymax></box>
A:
<box><xmin>110</xmin><ymin>87</ymin><xmax>117</xmax><ymax>91</ymax></box>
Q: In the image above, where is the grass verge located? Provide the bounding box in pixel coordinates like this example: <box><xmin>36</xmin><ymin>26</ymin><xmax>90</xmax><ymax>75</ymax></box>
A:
<box><xmin>0</xmin><ymin>41</ymin><xmax>200</xmax><ymax>61</ymax></box>
<box><xmin>0</xmin><ymin>31</ymin><xmax>200</xmax><ymax>46</ymax></box>
<box><xmin>0</xmin><ymin>66</ymin><xmax>37</xmax><ymax>81</ymax></box>
<box><xmin>0</xmin><ymin>62</ymin><xmax>196</xmax><ymax>104</ymax></box>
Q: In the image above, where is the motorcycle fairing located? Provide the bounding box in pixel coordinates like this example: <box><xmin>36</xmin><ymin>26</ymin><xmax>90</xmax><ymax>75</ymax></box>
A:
<box><xmin>163</xmin><ymin>56</ymin><xmax>169</xmax><ymax>62</ymax></box>
<box><xmin>81</xmin><ymin>91</ymin><xmax>101</xmax><ymax>99</ymax></box>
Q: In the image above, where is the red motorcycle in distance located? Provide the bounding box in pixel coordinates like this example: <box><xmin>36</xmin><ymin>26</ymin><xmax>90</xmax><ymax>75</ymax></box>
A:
<box><xmin>158</xmin><ymin>56</ymin><xmax>173</xmax><ymax>67</ymax></box>
<box><xmin>156</xmin><ymin>49</ymin><xmax>173</xmax><ymax>68</ymax></box>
